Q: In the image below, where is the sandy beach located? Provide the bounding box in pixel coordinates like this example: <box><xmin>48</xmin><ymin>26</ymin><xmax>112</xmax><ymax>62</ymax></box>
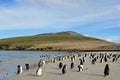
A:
<box><xmin>4</xmin><ymin>52</ymin><xmax>120</xmax><ymax>80</ymax></box>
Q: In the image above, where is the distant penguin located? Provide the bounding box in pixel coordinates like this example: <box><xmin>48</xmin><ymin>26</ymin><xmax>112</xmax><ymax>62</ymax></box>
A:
<box><xmin>91</xmin><ymin>58</ymin><xmax>95</xmax><ymax>64</ymax></box>
<box><xmin>73</xmin><ymin>55</ymin><xmax>76</xmax><ymax>60</ymax></box>
<box><xmin>104</xmin><ymin>56</ymin><xmax>107</xmax><ymax>62</ymax></box>
<box><xmin>53</xmin><ymin>58</ymin><xmax>56</xmax><ymax>63</ymax></box>
<box><xmin>82</xmin><ymin>57</ymin><xmax>85</xmax><ymax>62</ymax></box>
<box><xmin>38</xmin><ymin>59</ymin><xmax>46</xmax><ymax>67</ymax></box>
<box><xmin>71</xmin><ymin>57</ymin><xmax>74</xmax><ymax>62</ymax></box>
<box><xmin>59</xmin><ymin>57</ymin><xmax>61</xmax><ymax>61</ymax></box>
<box><xmin>70</xmin><ymin>62</ymin><xmax>74</xmax><ymax>69</ymax></box>
<box><xmin>36</xmin><ymin>67</ymin><xmax>42</xmax><ymax>77</ymax></box>
<box><xmin>38</xmin><ymin>60</ymin><xmax>42</xmax><ymax>67</ymax></box>
<box><xmin>67</xmin><ymin>55</ymin><xmax>69</xmax><ymax>59</ymax></box>
<box><xmin>42</xmin><ymin>60</ymin><xmax>46</xmax><ymax>65</ymax></box>
<box><xmin>59</xmin><ymin>62</ymin><xmax>63</xmax><ymax>69</ymax></box>
<box><xmin>78</xmin><ymin>65</ymin><xmax>83</xmax><ymax>72</ymax></box>
<box><xmin>112</xmin><ymin>57</ymin><xmax>115</xmax><ymax>62</ymax></box>
<box><xmin>25</xmin><ymin>64</ymin><xmax>30</xmax><ymax>71</ymax></box>
<box><xmin>62</xmin><ymin>65</ymin><xmax>67</xmax><ymax>74</ymax></box>
<box><xmin>17</xmin><ymin>65</ymin><xmax>23</xmax><ymax>74</ymax></box>
<box><xmin>104</xmin><ymin>64</ymin><xmax>109</xmax><ymax>77</ymax></box>
<box><xmin>79</xmin><ymin>59</ymin><xmax>83</xmax><ymax>65</ymax></box>
<box><xmin>84</xmin><ymin>53</ymin><xmax>87</xmax><ymax>57</ymax></box>
<box><xmin>100</xmin><ymin>58</ymin><xmax>103</xmax><ymax>63</ymax></box>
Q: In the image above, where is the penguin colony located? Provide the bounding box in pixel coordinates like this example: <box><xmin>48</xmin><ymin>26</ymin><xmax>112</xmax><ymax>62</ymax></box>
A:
<box><xmin>16</xmin><ymin>51</ymin><xmax>120</xmax><ymax>77</ymax></box>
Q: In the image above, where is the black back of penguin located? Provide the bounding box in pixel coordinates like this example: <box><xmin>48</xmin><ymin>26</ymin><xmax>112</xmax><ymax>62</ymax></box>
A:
<box><xmin>104</xmin><ymin>64</ymin><xmax>109</xmax><ymax>76</ymax></box>
<box><xmin>25</xmin><ymin>64</ymin><xmax>30</xmax><ymax>71</ymax></box>
<box><xmin>70</xmin><ymin>62</ymin><xmax>74</xmax><ymax>69</ymax></box>
<box><xmin>62</xmin><ymin>65</ymin><xmax>67</xmax><ymax>74</ymax></box>
<box><xmin>59</xmin><ymin>62</ymin><xmax>63</xmax><ymax>69</ymax></box>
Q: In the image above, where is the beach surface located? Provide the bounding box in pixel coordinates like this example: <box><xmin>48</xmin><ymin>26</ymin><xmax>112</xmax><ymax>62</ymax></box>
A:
<box><xmin>4</xmin><ymin>52</ymin><xmax>120</xmax><ymax>80</ymax></box>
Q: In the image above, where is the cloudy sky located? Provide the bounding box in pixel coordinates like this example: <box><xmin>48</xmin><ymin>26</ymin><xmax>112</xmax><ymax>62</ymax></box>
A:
<box><xmin>0</xmin><ymin>0</ymin><xmax>120</xmax><ymax>43</ymax></box>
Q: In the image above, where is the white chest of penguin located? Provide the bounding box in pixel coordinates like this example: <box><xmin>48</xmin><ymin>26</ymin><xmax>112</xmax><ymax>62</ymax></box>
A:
<box><xmin>36</xmin><ymin>68</ymin><xmax>42</xmax><ymax>76</ymax></box>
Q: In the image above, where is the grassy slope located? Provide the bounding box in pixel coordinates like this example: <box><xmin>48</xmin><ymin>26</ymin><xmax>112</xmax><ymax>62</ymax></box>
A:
<box><xmin>0</xmin><ymin>31</ymin><xmax>118</xmax><ymax>51</ymax></box>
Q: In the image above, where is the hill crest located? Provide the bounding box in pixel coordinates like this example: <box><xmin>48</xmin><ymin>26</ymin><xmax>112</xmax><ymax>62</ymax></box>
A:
<box><xmin>37</xmin><ymin>31</ymin><xmax>82</xmax><ymax>36</ymax></box>
<box><xmin>0</xmin><ymin>31</ymin><xmax>119</xmax><ymax>51</ymax></box>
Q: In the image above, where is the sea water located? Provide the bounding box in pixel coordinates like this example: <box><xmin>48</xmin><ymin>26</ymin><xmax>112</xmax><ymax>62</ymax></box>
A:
<box><xmin>0</xmin><ymin>51</ymin><xmax>65</xmax><ymax>78</ymax></box>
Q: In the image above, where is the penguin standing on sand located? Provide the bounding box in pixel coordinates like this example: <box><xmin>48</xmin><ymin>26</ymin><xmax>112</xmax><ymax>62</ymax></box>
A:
<box><xmin>82</xmin><ymin>57</ymin><xmax>85</xmax><ymax>63</ymax></box>
<box><xmin>91</xmin><ymin>58</ymin><xmax>95</xmax><ymax>64</ymax></box>
<box><xmin>100</xmin><ymin>58</ymin><xmax>103</xmax><ymax>63</ymax></box>
<box><xmin>104</xmin><ymin>55</ymin><xmax>107</xmax><ymax>62</ymax></box>
<box><xmin>38</xmin><ymin>59</ymin><xmax>46</xmax><ymax>67</ymax></box>
<box><xmin>104</xmin><ymin>64</ymin><xmax>109</xmax><ymax>77</ymax></box>
<box><xmin>92</xmin><ymin>57</ymin><xmax>97</xmax><ymax>64</ymax></box>
<box><xmin>36</xmin><ymin>67</ymin><xmax>42</xmax><ymax>77</ymax></box>
<box><xmin>79</xmin><ymin>59</ymin><xmax>83</xmax><ymax>65</ymax></box>
<box><xmin>53</xmin><ymin>58</ymin><xmax>56</xmax><ymax>63</ymax></box>
<box><xmin>78</xmin><ymin>65</ymin><xmax>83</xmax><ymax>72</ymax></box>
<box><xmin>70</xmin><ymin>62</ymin><xmax>74</xmax><ymax>69</ymax></box>
<box><xmin>112</xmin><ymin>57</ymin><xmax>115</xmax><ymax>62</ymax></box>
<box><xmin>17</xmin><ymin>65</ymin><xmax>23</xmax><ymax>74</ymax></box>
<box><xmin>71</xmin><ymin>57</ymin><xmax>74</xmax><ymax>62</ymax></box>
<box><xmin>38</xmin><ymin>60</ymin><xmax>42</xmax><ymax>67</ymax></box>
<box><xmin>25</xmin><ymin>64</ymin><xmax>30</xmax><ymax>71</ymax></box>
<box><xmin>62</xmin><ymin>65</ymin><xmax>67</xmax><ymax>74</ymax></box>
<box><xmin>59</xmin><ymin>62</ymin><xmax>63</xmax><ymax>69</ymax></box>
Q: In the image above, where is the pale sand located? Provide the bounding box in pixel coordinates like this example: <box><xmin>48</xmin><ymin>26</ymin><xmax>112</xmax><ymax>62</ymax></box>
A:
<box><xmin>6</xmin><ymin>52</ymin><xmax>120</xmax><ymax>80</ymax></box>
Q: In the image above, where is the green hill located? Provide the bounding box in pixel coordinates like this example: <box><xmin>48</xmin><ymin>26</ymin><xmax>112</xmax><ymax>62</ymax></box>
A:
<box><xmin>0</xmin><ymin>31</ymin><xmax>119</xmax><ymax>51</ymax></box>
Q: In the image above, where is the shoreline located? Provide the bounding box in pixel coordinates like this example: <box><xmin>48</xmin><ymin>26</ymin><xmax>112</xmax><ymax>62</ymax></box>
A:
<box><xmin>3</xmin><ymin>51</ymin><xmax>120</xmax><ymax>80</ymax></box>
<box><xmin>0</xmin><ymin>51</ymin><xmax>66</xmax><ymax>79</ymax></box>
<box><xmin>1</xmin><ymin>49</ymin><xmax>120</xmax><ymax>52</ymax></box>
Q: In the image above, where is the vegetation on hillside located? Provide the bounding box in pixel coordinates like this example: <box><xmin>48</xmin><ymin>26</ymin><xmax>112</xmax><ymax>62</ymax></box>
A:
<box><xmin>0</xmin><ymin>31</ymin><xmax>119</xmax><ymax>51</ymax></box>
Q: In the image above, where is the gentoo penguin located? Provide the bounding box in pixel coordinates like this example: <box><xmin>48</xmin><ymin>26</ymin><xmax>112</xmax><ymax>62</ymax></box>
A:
<box><xmin>42</xmin><ymin>60</ymin><xmax>46</xmax><ymax>65</ymax></box>
<box><xmin>25</xmin><ymin>64</ymin><xmax>30</xmax><ymax>71</ymax></box>
<box><xmin>91</xmin><ymin>58</ymin><xmax>95</xmax><ymax>64</ymax></box>
<box><xmin>36</xmin><ymin>67</ymin><xmax>42</xmax><ymax>77</ymax></box>
<box><xmin>71</xmin><ymin>57</ymin><xmax>74</xmax><ymax>62</ymax></box>
<box><xmin>70</xmin><ymin>62</ymin><xmax>74</xmax><ymax>69</ymax></box>
<box><xmin>104</xmin><ymin>55</ymin><xmax>107</xmax><ymax>62</ymax></box>
<box><xmin>112</xmin><ymin>57</ymin><xmax>115</xmax><ymax>62</ymax></box>
<box><xmin>92</xmin><ymin>57</ymin><xmax>97</xmax><ymax>64</ymax></box>
<box><xmin>17</xmin><ymin>65</ymin><xmax>23</xmax><ymax>74</ymax></box>
<box><xmin>100</xmin><ymin>58</ymin><xmax>103</xmax><ymax>63</ymax></box>
<box><xmin>53</xmin><ymin>58</ymin><xmax>56</xmax><ymax>63</ymax></box>
<box><xmin>78</xmin><ymin>65</ymin><xmax>83</xmax><ymax>72</ymax></box>
<box><xmin>59</xmin><ymin>62</ymin><xmax>63</xmax><ymax>69</ymax></box>
<box><xmin>38</xmin><ymin>60</ymin><xmax>42</xmax><ymax>67</ymax></box>
<box><xmin>62</xmin><ymin>65</ymin><xmax>67</xmax><ymax>74</ymax></box>
<box><xmin>38</xmin><ymin>59</ymin><xmax>46</xmax><ymax>67</ymax></box>
<box><xmin>82</xmin><ymin>57</ymin><xmax>85</xmax><ymax>62</ymax></box>
<box><xmin>59</xmin><ymin>57</ymin><xmax>61</xmax><ymax>61</ymax></box>
<box><xmin>79</xmin><ymin>59</ymin><xmax>83</xmax><ymax>65</ymax></box>
<box><xmin>104</xmin><ymin>64</ymin><xmax>109</xmax><ymax>77</ymax></box>
<box><xmin>73</xmin><ymin>55</ymin><xmax>76</xmax><ymax>60</ymax></box>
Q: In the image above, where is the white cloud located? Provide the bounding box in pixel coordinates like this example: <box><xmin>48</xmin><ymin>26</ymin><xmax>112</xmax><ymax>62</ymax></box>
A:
<box><xmin>15</xmin><ymin>0</ymin><xmax>85</xmax><ymax>8</ymax></box>
<box><xmin>0</xmin><ymin>8</ymin><xmax>81</xmax><ymax>30</ymax></box>
<box><xmin>0</xmin><ymin>0</ymin><xmax>120</xmax><ymax>30</ymax></box>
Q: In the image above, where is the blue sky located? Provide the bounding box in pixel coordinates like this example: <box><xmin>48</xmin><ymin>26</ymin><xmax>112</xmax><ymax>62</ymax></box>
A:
<box><xmin>0</xmin><ymin>0</ymin><xmax>120</xmax><ymax>43</ymax></box>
